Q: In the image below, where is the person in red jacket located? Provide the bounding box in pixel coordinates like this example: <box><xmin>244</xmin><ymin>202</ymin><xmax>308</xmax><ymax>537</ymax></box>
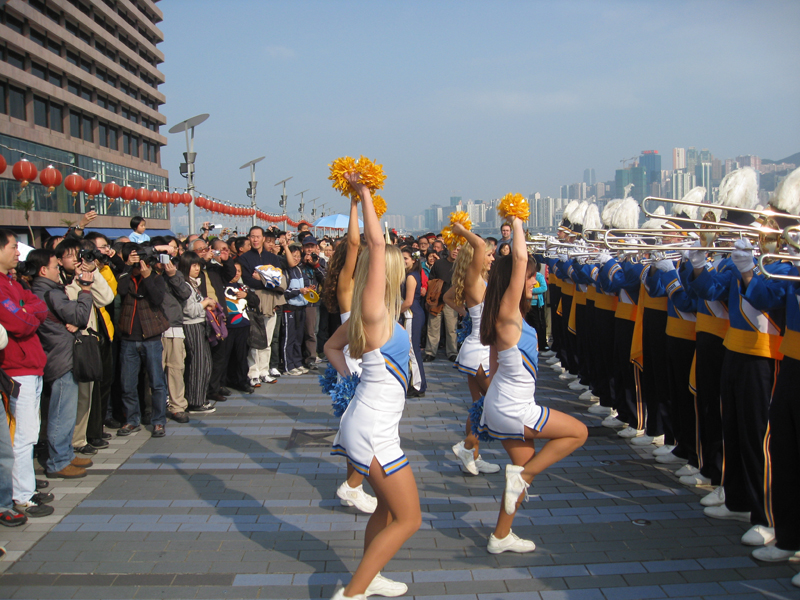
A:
<box><xmin>0</xmin><ymin>230</ymin><xmax>50</xmax><ymax>517</ymax></box>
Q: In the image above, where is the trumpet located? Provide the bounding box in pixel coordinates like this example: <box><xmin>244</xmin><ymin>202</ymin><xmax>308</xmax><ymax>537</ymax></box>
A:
<box><xmin>642</xmin><ymin>196</ymin><xmax>799</xmax><ymax>233</ymax></box>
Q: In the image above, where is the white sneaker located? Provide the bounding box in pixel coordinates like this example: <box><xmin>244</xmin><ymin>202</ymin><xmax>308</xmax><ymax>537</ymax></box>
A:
<box><xmin>653</xmin><ymin>444</ymin><xmax>676</xmax><ymax>456</ymax></box>
<box><xmin>741</xmin><ymin>525</ymin><xmax>775</xmax><ymax>546</ymax></box>
<box><xmin>540</xmin><ymin>350</ymin><xmax>556</xmax><ymax>358</ymax></box>
<box><xmin>675</xmin><ymin>464</ymin><xmax>700</xmax><ymax>477</ymax></box>
<box><xmin>503</xmin><ymin>465</ymin><xmax>529</xmax><ymax>515</ymax></box>
<box><xmin>474</xmin><ymin>455</ymin><xmax>501</xmax><ymax>474</ymax></box>
<box><xmin>752</xmin><ymin>544</ymin><xmax>800</xmax><ymax>562</ymax></box>
<box><xmin>331</xmin><ymin>589</ymin><xmax>366</xmax><ymax>600</ymax></box>
<box><xmin>487</xmin><ymin>530</ymin><xmax>536</xmax><ymax>554</ymax></box>
<box><xmin>631</xmin><ymin>434</ymin><xmax>664</xmax><ymax>447</ymax></box>
<box><xmin>568</xmin><ymin>380</ymin><xmax>588</xmax><ymax>391</ymax></box>
<box><xmin>452</xmin><ymin>441</ymin><xmax>478</xmax><ymax>476</ymax></box>
<box><xmin>546</xmin><ymin>357</ymin><xmax>560</xmax><ymax>365</ymax></box>
<box><xmin>559</xmin><ymin>372</ymin><xmax>578</xmax><ymax>381</ymax></box>
<box><xmin>285</xmin><ymin>368</ymin><xmax>303</xmax><ymax>376</ymax></box>
<box><xmin>336</xmin><ymin>482</ymin><xmax>377</xmax><ymax>514</ymax></box>
<box><xmin>365</xmin><ymin>572</ymin><xmax>408</xmax><ymax>597</ymax></box>
<box><xmin>680</xmin><ymin>473</ymin><xmax>712</xmax><ymax>486</ymax></box>
<box><xmin>250</xmin><ymin>377</ymin><xmax>260</xmax><ymax>387</ymax></box>
<box><xmin>655</xmin><ymin>452</ymin><xmax>687</xmax><ymax>464</ymax></box>
<box><xmin>602</xmin><ymin>416</ymin><xmax>627</xmax><ymax>429</ymax></box>
<box><xmin>794</xmin><ymin>572</ymin><xmax>800</xmax><ymax>588</ymax></box>
<box><xmin>298</xmin><ymin>366</ymin><xmax>310</xmax><ymax>374</ymax></box>
<box><xmin>550</xmin><ymin>364</ymin><xmax>565</xmax><ymax>373</ymax></box>
<box><xmin>260</xmin><ymin>374</ymin><xmax>277</xmax><ymax>384</ymax></box>
<box><xmin>584</xmin><ymin>395</ymin><xmax>604</xmax><ymax>406</ymax></box>
<box><xmin>618</xmin><ymin>426</ymin><xmax>643</xmax><ymax>439</ymax></box>
<box><xmin>704</xmin><ymin>505</ymin><xmax>751</xmax><ymax>522</ymax></box>
<box><xmin>269</xmin><ymin>368</ymin><xmax>282</xmax><ymax>377</ymax></box>
<box><xmin>700</xmin><ymin>487</ymin><xmax>725</xmax><ymax>507</ymax></box>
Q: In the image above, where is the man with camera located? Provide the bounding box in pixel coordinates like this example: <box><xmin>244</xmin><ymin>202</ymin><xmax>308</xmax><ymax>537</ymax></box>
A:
<box><xmin>0</xmin><ymin>231</ymin><xmax>50</xmax><ymax>518</ymax></box>
<box><xmin>117</xmin><ymin>243</ymin><xmax>169</xmax><ymax>437</ymax></box>
<box><xmin>300</xmin><ymin>235</ymin><xmax>326</xmax><ymax>368</ymax></box>
<box><xmin>54</xmin><ymin>240</ymin><xmax>114</xmax><ymax>455</ymax></box>
<box><xmin>29</xmin><ymin>248</ymin><xmax>96</xmax><ymax>482</ymax></box>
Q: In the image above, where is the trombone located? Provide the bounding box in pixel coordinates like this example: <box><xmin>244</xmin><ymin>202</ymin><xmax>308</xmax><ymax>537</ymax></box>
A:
<box><xmin>758</xmin><ymin>253</ymin><xmax>800</xmax><ymax>282</ymax></box>
<box><xmin>601</xmin><ymin>228</ymin><xmax>752</xmax><ymax>252</ymax></box>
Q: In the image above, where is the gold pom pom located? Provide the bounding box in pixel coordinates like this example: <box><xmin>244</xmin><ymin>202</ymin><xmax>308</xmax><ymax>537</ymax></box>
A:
<box><xmin>372</xmin><ymin>194</ymin><xmax>387</xmax><ymax>219</ymax></box>
<box><xmin>440</xmin><ymin>210</ymin><xmax>473</xmax><ymax>251</ymax></box>
<box><xmin>328</xmin><ymin>155</ymin><xmax>386</xmax><ymax>201</ymax></box>
<box><xmin>497</xmin><ymin>193</ymin><xmax>530</xmax><ymax>223</ymax></box>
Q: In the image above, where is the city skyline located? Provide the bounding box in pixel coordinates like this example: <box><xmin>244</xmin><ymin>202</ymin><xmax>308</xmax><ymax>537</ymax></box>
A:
<box><xmin>157</xmin><ymin>1</ymin><xmax>800</xmax><ymax>226</ymax></box>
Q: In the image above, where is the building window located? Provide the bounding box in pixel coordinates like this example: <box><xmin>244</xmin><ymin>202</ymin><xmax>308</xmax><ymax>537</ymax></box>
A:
<box><xmin>48</xmin><ymin>70</ymin><xmax>61</xmax><ymax>87</ymax></box>
<box><xmin>130</xmin><ymin>136</ymin><xmax>138</xmax><ymax>158</ymax></box>
<box><xmin>108</xmin><ymin>126</ymin><xmax>117</xmax><ymax>150</ymax></box>
<box><xmin>31</xmin><ymin>62</ymin><xmax>47</xmax><ymax>81</ymax></box>
<box><xmin>47</xmin><ymin>39</ymin><xmax>61</xmax><ymax>56</ymax></box>
<box><xmin>123</xmin><ymin>132</ymin><xmax>130</xmax><ymax>154</ymax></box>
<box><xmin>98</xmin><ymin>122</ymin><xmax>107</xmax><ymax>147</ymax></box>
<box><xmin>66</xmin><ymin>51</ymin><xmax>79</xmax><ymax>66</ymax></box>
<box><xmin>80</xmin><ymin>59</ymin><xmax>92</xmax><ymax>74</ymax></box>
<box><xmin>30</xmin><ymin>29</ymin><xmax>47</xmax><ymax>48</ymax></box>
<box><xmin>5</xmin><ymin>14</ymin><xmax>24</xmax><ymax>35</ymax></box>
<box><xmin>50</xmin><ymin>103</ymin><xmax>63</xmax><ymax>133</ymax></box>
<box><xmin>30</xmin><ymin>0</ymin><xmax>47</xmax><ymax>13</ymax></box>
<box><xmin>46</xmin><ymin>7</ymin><xmax>61</xmax><ymax>24</ymax></box>
<box><xmin>80</xmin><ymin>87</ymin><xmax>91</xmax><ymax>102</ymax></box>
<box><xmin>8</xmin><ymin>86</ymin><xmax>26</xmax><ymax>120</ymax></box>
<box><xmin>33</xmin><ymin>96</ymin><xmax>48</xmax><ymax>127</ymax></box>
<box><xmin>0</xmin><ymin>83</ymin><xmax>6</xmax><ymax>115</ymax></box>
<box><xmin>82</xmin><ymin>116</ymin><xmax>93</xmax><ymax>142</ymax></box>
<box><xmin>68</xmin><ymin>80</ymin><xmax>80</xmax><ymax>96</ymax></box>
<box><xmin>6</xmin><ymin>49</ymin><xmax>25</xmax><ymax>70</ymax></box>
<box><xmin>70</xmin><ymin>112</ymin><xmax>80</xmax><ymax>137</ymax></box>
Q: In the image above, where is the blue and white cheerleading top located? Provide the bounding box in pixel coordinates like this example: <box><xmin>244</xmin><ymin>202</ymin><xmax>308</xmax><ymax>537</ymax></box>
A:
<box><xmin>454</xmin><ymin>302</ymin><xmax>491</xmax><ymax>376</ymax></box>
<box><xmin>332</xmin><ymin>322</ymin><xmax>411</xmax><ymax>476</ymax></box>
<box><xmin>479</xmin><ymin>320</ymin><xmax>550</xmax><ymax>440</ymax></box>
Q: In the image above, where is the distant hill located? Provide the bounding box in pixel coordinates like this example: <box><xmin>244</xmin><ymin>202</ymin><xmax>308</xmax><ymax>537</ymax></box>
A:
<box><xmin>762</xmin><ymin>151</ymin><xmax>800</xmax><ymax>165</ymax></box>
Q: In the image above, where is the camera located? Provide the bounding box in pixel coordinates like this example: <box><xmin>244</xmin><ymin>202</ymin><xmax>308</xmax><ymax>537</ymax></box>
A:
<box><xmin>16</xmin><ymin>260</ymin><xmax>37</xmax><ymax>279</ymax></box>
<box><xmin>79</xmin><ymin>248</ymin><xmax>106</xmax><ymax>263</ymax></box>
<box><xmin>136</xmin><ymin>246</ymin><xmax>160</xmax><ymax>267</ymax></box>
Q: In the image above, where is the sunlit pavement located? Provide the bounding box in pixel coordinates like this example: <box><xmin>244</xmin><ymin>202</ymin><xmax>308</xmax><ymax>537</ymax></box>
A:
<box><xmin>0</xmin><ymin>357</ymin><xmax>797</xmax><ymax>599</ymax></box>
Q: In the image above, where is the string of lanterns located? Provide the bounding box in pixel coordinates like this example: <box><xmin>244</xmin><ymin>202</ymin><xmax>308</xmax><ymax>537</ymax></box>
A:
<box><xmin>0</xmin><ymin>155</ymin><xmax>303</xmax><ymax>226</ymax></box>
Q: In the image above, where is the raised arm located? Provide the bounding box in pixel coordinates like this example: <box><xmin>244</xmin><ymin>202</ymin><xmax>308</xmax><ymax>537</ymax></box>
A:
<box><xmin>496</xmin><ymin>217</ymin><xmax>527</xmax><ymax>347</ymax></box>
<box><xmin>346</xmin><ymin>174</ymin><xmax>387</xmax><ymax>343</ymax></box>
<box><xmin>337</xmin><ymin>198</ymin><xmax>361</xmax><ymax>312</ymax></box>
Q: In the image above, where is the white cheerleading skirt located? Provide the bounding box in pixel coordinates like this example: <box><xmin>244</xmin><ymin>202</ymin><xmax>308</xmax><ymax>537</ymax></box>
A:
<box><xmin>454</xmin><ymin>336</ymin><xmax>490</xmax><ymax>376</ymax></box>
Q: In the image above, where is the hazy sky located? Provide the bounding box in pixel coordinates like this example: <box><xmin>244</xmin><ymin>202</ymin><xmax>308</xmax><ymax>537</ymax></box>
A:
<box><xmin>159</xmin><ymin>0</ymin><xmax>800</xmax><ymax>220</ymax></box>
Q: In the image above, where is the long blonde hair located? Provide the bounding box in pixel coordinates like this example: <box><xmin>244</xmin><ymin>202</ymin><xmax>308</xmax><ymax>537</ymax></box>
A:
<box><xmin>451</xmin><ymin>240</ymin><xmax>489</xmax><ymax>306</ymax></box>
<box><xmin>348</xmin><ymin>244</ymin><xmax>404</xmax><ymax>359</ymax></box>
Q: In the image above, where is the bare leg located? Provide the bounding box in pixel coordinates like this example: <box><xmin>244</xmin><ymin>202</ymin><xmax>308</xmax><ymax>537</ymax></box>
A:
<box><xmin>493</xmin><ymin>409</ymin><xmax>587</xmax><ymax>539</ymax></box>
<box><xmin>464</xmin><ymin>368</ymin><xmax>491</xmax><ymax>456</ymax></box>
<box><xmin>345</xmin><ymin>462</ymin><xmax>365</xmax><ymax>489</ymax></box>
<box><xmin>344</xmin><ymin>459</ymin><xmax>421</xmax><ymax>597</ymax></box>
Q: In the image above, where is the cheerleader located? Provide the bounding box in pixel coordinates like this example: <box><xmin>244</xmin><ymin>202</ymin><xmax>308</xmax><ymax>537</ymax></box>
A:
<box><xmin>442</xmin><ymin>223</ymin><xmax>500</xmax><ymax>476</ymax></box>
<box><xmin>321</xmin><ymin>198</ymin><xmax>376</xmax><ymax>514</ymax></box>
<box><xmin>326</xmin><ymin>174</ymin><xmax>420</xmax><ymax>600</ymax></box>
<box><xmin>479</xmin><ymin>215</ymin><xmax>587</xmax><ymax>554</ymax></box>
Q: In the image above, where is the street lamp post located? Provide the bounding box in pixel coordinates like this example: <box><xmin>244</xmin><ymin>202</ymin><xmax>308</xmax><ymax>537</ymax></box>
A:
<box><xmin>309</xmin><ymin>197</ymin><xmax>319</xmax><ymax>235</ymax></box>
<box><xmin>275</xmin><ymin>176</ymin><xmax>293</xmax><ymax>226</ymax></box>
<box><xmin>168</xmin><ymin>113</ymin><xmax>209</xmax><ymax>235</ymax></box>
<box><xmin>295</xmin><ymin>189</ymin><xmax>309</xmax><ymax>221</ymax></box>
<box><xmin>240</xmin><ymin>156</ymin><xmax>265</xmax><ymax>227</ymax></box>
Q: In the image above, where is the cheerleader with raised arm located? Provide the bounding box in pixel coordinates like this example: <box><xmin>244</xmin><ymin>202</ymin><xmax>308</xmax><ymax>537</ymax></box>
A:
<box><xmin>442</xmin><ymin>223</ymin><xmax>499</xmax><ymax>475</ymax></box>
<box><xmin>326</xmin><ymin>173</ymin><xmax>420</xmax><ymax>600</ymax></box>
<box><xmin>479</xmin><ymin>214</ymin><xmax>588</xmax><ymax>554</ymax></box>
<box><xmin>321</xmin><ymin>197</ymin><xmax>377</xmax><ymax>514</ymax></box>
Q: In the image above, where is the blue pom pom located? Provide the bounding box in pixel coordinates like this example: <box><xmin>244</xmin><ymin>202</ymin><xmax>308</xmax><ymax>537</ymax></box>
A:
<box><xmin>457</xmin><ymin>313</ymin><xmax>472</xmax><ymax>345</ymax></box>
<box><xmin>468</xmin><ymin>396</ymin><xmax>492</xmax><ymax>442</ymax></box>
<box><xmin>318</xmin><ymin>364</ymin><xmax>338</xmax><ymax>394</ymax></box>
<box><xmin>331</xmin><ymin>373</ymin><xmax>361</xmax><ymax>418</ymax></box>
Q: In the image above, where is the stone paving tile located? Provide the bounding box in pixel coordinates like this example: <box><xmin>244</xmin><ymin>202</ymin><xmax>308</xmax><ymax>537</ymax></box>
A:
<box><xmin>0</xmin><ymin>361</ymin><xmax>798</xmax><ymax>599</ymax></box>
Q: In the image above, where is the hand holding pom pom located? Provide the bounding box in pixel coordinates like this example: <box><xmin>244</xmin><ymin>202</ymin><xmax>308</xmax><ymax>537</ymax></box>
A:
<box><xmin>441</xmin><ymin>210</ymin><xmax>473</xmax><ymax>251</ymax></box>
<box><xmin>468</xmin><ymin>397</ymin><xmax>492</xmax><ymax>442</ymax></box>
<box><xmin>372</xmin><ymin>194</ymin><xmax>387</xmax><ymax>219</ymax></box>
<box><xmin>497</xmin><ymin>193</ymin><xmax>530</xmax><ymax>223</ymax></box>
<box><xmin>329</xmin><ymin>156</ymin><xmax>386</xmax><ymax>201</ymax></box>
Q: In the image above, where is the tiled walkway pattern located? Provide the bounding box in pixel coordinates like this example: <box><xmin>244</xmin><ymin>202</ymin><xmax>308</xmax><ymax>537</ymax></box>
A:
<box><xmin>0</xmin><ymin>360</ymin><xmax>798</xmax><ymax>599</ymax></box>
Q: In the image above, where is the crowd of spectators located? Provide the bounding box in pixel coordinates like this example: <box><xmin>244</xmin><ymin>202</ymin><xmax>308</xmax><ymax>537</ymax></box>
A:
<box><xmin>0</xmin><ymin>214</ymin><xmax>545</xmax><ymax>528</ymax></box>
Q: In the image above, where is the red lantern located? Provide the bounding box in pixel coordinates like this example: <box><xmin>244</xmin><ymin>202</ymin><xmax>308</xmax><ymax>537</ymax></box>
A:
<box><xmin>170</xmin><ymin>192</ymin><xmax>181</xmax><ymax>205</ymax></box>
<box><xmin>83</xmin><ymin>177</ymin><xmax>102</xmax><ymax>199</ymax></box>
<box><xmin>64</xmin><ymin>173</ymin><xmax>85</xmax><ymax>198</ymax></box>
<box><xmin>103</xmin><ymin>181</ymin><xmax>121</xmax><ymax>205</ymax></box>
<box><xmin>0</xmin><ymin>155</ymin><xmax>6</xmax><ymax>175</ymax></box>
<box><xmin>12</xmin><ymin>159</ymin><xmax>38</xmax><ymax>189</ymax></box>
<box><xmin>195</xmin><ymin>197</ymin><xmax>206</xmax><ymax>209</ymax></box>
<box><xmin>135</xmin><ymin>188</ymin><xmax>151</xmax><ymax>203</ymax></box>
<box><xmin>150</xmin><ymin>190</ymin><xmax>162</xmax><ymax>204</ymax></box>
<box><xmin>39</xmin><ymin>165</ymin><xmax>63</xmax><ymax>194</ymax></box>
<box><xmin>182</xmin><ymin>193</ymin><xmax>192</xmax><ymax>205</ymax></box>
<box><xmin>121</xmin><ymin>185</ymin><xmax>135</xmax><ymax>203</ymax></box>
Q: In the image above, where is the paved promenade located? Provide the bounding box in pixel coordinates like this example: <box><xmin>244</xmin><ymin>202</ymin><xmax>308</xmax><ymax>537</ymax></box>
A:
<box><xmin>0</xmin><ymin>359</ymin><xmax>798</xmax><ymax>600</ymax></box>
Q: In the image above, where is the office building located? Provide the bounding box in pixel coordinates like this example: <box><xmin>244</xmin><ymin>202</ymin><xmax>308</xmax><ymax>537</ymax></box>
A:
<box><xmin>736</xmin><ymin>155</ymin><xmax>761</xmax><ymax>172</ymax></box>
<box><xmin>583</xmin><ymin>168</ymin><xmax>596</xmax><ymax>186</ymax></box>
<box><xmin>615</xmin><ymin>166</ymin><xmax>647</xmax><ymax>201</ymax></box>
<box><xmin>671</xmin><ymin>170</ymin><xmax>696</xmax><ymax>200</ymax></box>
<box><xmin>673</xmin><ymin>147</ymin><xmax>686</xmax><ymax>170</ymax></box>
<box><xmin>0</xmin><ymin>0</ymin><xmax>169</xmax><ymax>244</ymax></box>
<box><xmin>639</xmin><ymin>150</ymin><xmax>661</xmax><ymax>186</ymax></box>
<box><xmin>695</xmin><ymin>162</ymin><xmax>713</xmax><ymax>193</ymax></box>
<box><xmin>686</xmin><ymin>147</ymin><xmax>699</xmax><ymax>173</ymax></box>
<box><xmin>449</xmin><ymin>195</ymin><xmax>461</xmax><ymax>207</ymax></box>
